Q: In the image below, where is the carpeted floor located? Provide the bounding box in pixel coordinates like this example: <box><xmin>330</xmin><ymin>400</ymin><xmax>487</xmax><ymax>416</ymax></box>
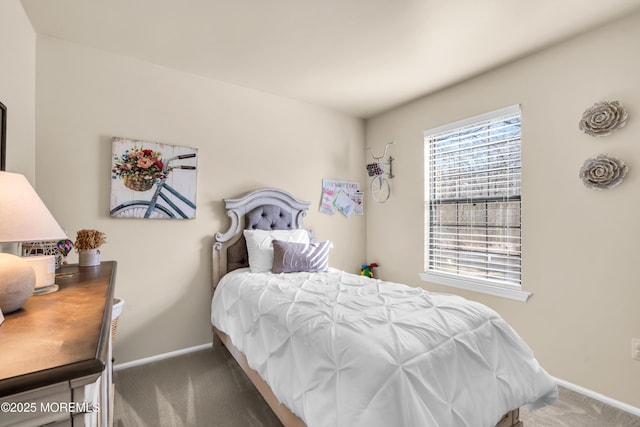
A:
<box><xmin>113</xmin><ymin>347</ymin><xmax>640</xmax><ymax>427</ymax></box>
<box><xmin>113</xmin><ymin>347</ymin><xmax>281</xmax><ymax>427</ymax></box>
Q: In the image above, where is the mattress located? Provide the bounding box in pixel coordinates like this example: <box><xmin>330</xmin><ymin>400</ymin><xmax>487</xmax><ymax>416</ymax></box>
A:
<box><xmin>211</xmin><ymin>268</ymin><xmax>558</xmax><ymax>427</ymax></box>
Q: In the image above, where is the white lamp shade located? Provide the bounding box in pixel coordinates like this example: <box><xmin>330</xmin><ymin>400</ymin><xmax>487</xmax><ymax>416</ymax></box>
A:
<box><xmin>0</xmin><ymin>172</ymin><xmax>67</xmax><ymax>243</ymax></box>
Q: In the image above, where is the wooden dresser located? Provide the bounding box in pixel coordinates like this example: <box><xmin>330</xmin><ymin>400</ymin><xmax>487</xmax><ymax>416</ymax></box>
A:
<box><xmin>0</xmin><ymin>261</ymin><xmax>116</xmax><ymax>427</ymax></box>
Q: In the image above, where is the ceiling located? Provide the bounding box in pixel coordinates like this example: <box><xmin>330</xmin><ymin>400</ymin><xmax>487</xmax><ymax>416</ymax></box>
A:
<box><xmin>20</xmin><ymin>0</ymin><xmax>640</xmax><ymax>118</ymax></box>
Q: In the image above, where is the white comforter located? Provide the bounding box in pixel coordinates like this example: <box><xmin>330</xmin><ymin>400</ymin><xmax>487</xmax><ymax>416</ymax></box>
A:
<box><xmin>211</xmin><ymin>268</ymin><xmax>557</xmax><ymax>427</ymax></box>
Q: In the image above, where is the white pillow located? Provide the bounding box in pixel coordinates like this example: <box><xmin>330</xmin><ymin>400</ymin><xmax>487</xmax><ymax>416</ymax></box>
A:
<box><xmin>243</xmin><ymin>229</ymin><xmax>310</xmax><ymax>273</ymax></box>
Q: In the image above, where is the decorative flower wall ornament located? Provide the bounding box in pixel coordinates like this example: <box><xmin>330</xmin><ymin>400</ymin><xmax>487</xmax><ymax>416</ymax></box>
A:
<box><xmin>579</xmin><ymin>100</ymin><xmax>628</xmax><ymax>137</ymax></box>
<box><xmin>579</xmin><ymin>154</ymin><xmax>628</xmax><ymax>190</ymax></box>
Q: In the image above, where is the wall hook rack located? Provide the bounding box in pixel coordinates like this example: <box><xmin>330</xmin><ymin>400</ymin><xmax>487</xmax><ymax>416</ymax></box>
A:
<box><xmin>386</xmin><ymin>156</ymin><xmax>395</xmax><ymax>179</ymax></box>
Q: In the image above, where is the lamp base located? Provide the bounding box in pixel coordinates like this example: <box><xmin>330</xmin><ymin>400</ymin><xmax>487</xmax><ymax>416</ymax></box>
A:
<box><xmin>0</xmin><ymin>253</ymin><xmax>36</xmax><ymax>313</ymax></box>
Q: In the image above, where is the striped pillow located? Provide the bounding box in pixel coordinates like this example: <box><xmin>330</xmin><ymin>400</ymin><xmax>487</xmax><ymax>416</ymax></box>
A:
<box><xmin>272</xmin><ymin>240</ymin><xmax>332</xmax><ymax>273</ymax></box>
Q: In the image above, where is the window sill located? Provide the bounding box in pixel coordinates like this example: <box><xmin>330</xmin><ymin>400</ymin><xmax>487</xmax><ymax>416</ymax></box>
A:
<box><xmin>419</xmin><ymin>272</ymin><xmax>531</xmax><ymax>302</ymax></box>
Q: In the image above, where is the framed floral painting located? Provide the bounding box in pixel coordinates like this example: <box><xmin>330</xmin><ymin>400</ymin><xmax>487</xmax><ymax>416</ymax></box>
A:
<box><xmin>110</xmin><ymin>137</ymin><xmax>198</xmax><ymax>219</ymax></box>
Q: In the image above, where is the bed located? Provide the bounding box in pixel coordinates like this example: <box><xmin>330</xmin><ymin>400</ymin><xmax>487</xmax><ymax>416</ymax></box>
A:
<box><xmin>211</xmin><ymin>188</ymin><xmax>557</xmax><ymax>427</ymax></box>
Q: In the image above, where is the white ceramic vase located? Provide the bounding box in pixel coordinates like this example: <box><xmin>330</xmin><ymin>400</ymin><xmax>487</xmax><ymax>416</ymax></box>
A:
<box><xmin>78</xmin><ymin>249</ymin><xmax>100</xmax><ymax>267</ymax></box>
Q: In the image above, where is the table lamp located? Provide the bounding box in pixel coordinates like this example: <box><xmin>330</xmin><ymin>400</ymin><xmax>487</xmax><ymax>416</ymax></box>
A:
<box><xmin>0</xmin><ymin>172</ymin><xmax>66</xmax><ymax>313</ymax></box>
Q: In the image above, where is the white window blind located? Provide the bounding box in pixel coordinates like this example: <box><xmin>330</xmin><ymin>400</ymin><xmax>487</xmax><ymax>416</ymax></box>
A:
<box><xmin>424</xmin><ymin>105</ymin><xmax>522</xmax><ymax>289</ymax></box>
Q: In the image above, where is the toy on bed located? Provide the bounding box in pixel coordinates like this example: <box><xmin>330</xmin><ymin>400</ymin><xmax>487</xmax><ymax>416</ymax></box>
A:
<box><xmin>360</xmin><ymin>262</ymin><xmax>378</xmax><ymax>278</ymax></box>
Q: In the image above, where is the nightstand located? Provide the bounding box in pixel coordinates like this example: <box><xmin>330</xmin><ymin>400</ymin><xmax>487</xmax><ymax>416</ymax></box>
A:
<box><xmin>0</xmin><ymin>262</ymin><xmax>117</xmax><ymax>427</ymax></box>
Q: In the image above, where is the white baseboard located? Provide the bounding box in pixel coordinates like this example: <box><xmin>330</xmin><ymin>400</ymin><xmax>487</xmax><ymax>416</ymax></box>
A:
<box><xmin>113</xmin><ymin>345</ymin><xmax>639</xmax><ymax>419</ymax></box>
<box><xmin>113</xmin><ymin>342</ymin><xmax>212</xmax><ymax>371</ymax></box>
<box><xmin>554</xmin><ymin>377</ymin><xmax>640</xmax><ymax>418</ymax></box>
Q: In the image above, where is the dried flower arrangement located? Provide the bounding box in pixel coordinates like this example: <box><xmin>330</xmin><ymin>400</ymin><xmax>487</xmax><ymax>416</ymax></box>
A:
<box><xmin>74</xmin><ymin>229</ymin><xmax>107</xmax><ymax>251</ymax></box>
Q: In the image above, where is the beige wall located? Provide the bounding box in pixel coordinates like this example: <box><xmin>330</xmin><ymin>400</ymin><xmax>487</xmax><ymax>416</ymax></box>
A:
<box><xmin>34</xmin><ymin>37</ymin><xmax>366</xmax><ymax>363</ymax></box>
<box><xmin>365</xmin><ymin>12</ymin><xmax>640</xmax><ymax>408</ymax></box>
<box><xmin>0</xmin><ymin>0</ymin><xmax>35</xmax><ymax>179</ymax></box>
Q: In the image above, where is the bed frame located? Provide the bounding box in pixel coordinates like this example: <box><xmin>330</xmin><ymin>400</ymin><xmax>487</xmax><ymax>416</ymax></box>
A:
<box><xmin>211</xmin><ymin>188</ymin><xmax>522</xmax><ymax>427</ymax></box>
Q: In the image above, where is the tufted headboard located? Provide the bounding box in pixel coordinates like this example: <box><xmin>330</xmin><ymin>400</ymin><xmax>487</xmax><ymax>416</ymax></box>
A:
<box><xmin>212</xmin><ymin>188</ymin><xmax>311</xmax><ymax>291</ymax></box>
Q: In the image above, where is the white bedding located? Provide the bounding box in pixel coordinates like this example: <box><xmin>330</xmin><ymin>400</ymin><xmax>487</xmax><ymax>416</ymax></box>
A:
<box><xmin>211</xmin><ymin>268</ymin><xmax>557</xmax><ymax>427</ymax></box>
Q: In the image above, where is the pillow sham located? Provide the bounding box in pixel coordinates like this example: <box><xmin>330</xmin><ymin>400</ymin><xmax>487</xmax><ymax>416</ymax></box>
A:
<box><xmin>272</xmin><ymin>239</ymin><xmax>332</xmax><ymax>273</ymax></box>
<box><xmin>243</xmin><ymin>229</ymin><xmax>310</xmax><ymax>273</ymax></box>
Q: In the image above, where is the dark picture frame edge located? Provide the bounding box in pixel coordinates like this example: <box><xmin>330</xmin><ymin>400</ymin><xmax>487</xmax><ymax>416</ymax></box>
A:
<box><xmin>0</xmin><ymin>101</ymin><xmax>6</xmax><ymax>171</ymax></box>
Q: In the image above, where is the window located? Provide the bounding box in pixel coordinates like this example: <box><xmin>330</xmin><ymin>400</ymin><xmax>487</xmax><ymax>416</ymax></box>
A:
<box><xmin>421</xmin><ymin>105</ymin><xmax>530</xmax><ymax>301</ymax></box>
